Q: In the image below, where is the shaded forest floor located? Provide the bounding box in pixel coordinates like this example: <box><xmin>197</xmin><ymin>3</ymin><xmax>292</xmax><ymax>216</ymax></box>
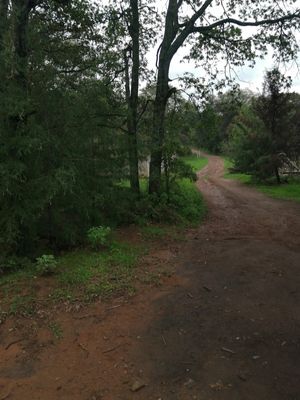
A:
<box><xmin>1</xmin><ymin>155</ymin><xmax>300</xmax><ymax>399</ymax></box>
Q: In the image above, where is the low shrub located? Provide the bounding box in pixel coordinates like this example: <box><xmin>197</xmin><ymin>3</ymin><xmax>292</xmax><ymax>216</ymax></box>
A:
<box><xmin>0</xmin><ymin>256</ymin><xmax>30</xmax><ymax>275</ymax></box>
<box><xmin>36</xmin><ymin>254</ymin><xmax>58</xmax><ymax>276</ymax></box>
<box><xmin>87</xmin><ymin>226</ymin><xmax>112</xmax><ymax>249</ymax></box>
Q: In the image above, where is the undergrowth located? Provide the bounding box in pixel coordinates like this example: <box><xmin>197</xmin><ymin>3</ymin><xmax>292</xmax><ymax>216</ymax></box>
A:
<box><xmin>0</xmin><ymin>156</ymin><xmax>207</xmax><ymax>318</ymax></box>
<box><xmin>0</xmin><ymin>241</ymin><xmax>144</xmax><ymax>319</ymax></box>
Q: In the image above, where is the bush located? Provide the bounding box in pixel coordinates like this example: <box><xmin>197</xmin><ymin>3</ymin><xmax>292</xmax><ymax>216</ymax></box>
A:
<box><xmin>36</xmin><ymin>254</ymin><xmax>58</xmax><ymax>276</ymax></box>
<box><xmin>87</xmin><ymin>226</ymin><xmax>112</xmax><ymax>249</ymax></box>
<box><xmin>0</xmin><ymin>256</ymin><xmax>30</xmax><ymax>274</ymax></box>
<box><xmin>169</xmin><ymin>179</ymin><xmax>206</xmax><ymax>224</ymax></box>
<box><xmin>225</xmin><ymin>104</ymin><xmax>275</xmax><ymax>181</ymax></box>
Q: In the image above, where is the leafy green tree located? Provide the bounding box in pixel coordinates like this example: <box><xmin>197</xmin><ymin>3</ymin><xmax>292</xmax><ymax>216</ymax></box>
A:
<box><xmin>0</xmin><ymin>0</ymin><xmax>128</xmax><ymax>254</ymax></box>
<box><xmin>288</xmin><ymin>93</ymin><xmax>300</xmax><ymax>160</ymax></box>
<box><xmin>101</xmin><ymin>0</ymin><xmax>158</xmax><ymax>194</ymax></box>
<box><xmin>194</xmin><ymin>103</ymin><xmax>221</xmax><ymax>153</ymax></box>
<box><xmin>255</xmin><ymin>68</ymin><xmax>293</xmax><ymax>182</ymax></box>
<box><xmin>194</xmin><ymin>89</ymin><xmax>253</xmax><ymax>153</ymax></box>
<box><xmin>226</xmin><ymin>104</ymin><xmax>274</xmax><ymax>180</ymax></box>
<box><xmin>162</xmin><ymin>93</ymin><xmax>197</xmax><ymax>197</ymax></box>
<box><xmin>226</xmin><ymin>69</ymin><xmax>299</xmax><ymax>181</ymax></box>
<box><xmin>148</xmin><ymin>0</ymin><xmax>300</xmax><ymax>194</ymax></box>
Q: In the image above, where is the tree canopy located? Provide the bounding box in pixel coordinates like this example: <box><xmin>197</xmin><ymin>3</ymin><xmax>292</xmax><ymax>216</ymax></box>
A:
<box><xmin>0</xmin><ymin>0</ymin><xmax>299</xmax><ymax>260</ymax></box>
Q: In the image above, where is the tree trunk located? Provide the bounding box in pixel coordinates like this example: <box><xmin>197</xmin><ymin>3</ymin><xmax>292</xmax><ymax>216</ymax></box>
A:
<box><xmin>126</xmin><ymin>0</ymin><xmax>140</xmax><ymax>194</ymax></box>
<box><xmin>275</xmin><ymin>166</ymin><xmax>281</xmax><ymax>184</ymax></box>
<box><xmin>127</xmin><ymin>115</ymin><xmax>140</xmax><ymax>193</ymax></box>
<box><xmin>0</xmin><ymin>0</ymin><xmax>9</xmax><ymax>89</ymax></box>
<box><xmin>0</xmin><ymin>0</ymin><xmax>8</xmax><ymax>50</ymax></box>
<box><xmin>11</xmin><ymin>0</ymin><xmax>33</xmax><ymax>88</ymax></box>
<box><xmin>148</xmin><ymin>0</ymin><xmax>181</xmax><ymax>194</ymax></box>
<box><xmin>148</xmin><ymin>82</ymin><xmax>168</xmax><ymax>193</ymax></box>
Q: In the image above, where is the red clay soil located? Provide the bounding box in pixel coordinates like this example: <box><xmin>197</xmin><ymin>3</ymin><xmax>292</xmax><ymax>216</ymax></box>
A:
<box><xmin>1</xmin><ymin>155</ymin><xmax>300</xmax><ymax>400</ymax></box>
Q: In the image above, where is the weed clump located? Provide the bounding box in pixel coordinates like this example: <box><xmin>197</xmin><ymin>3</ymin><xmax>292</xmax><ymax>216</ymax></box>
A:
<box><xmin>87</xmin><ymin>226</ymin><xmax>112</xmax><ymax>250</ymax></box>
<box><xmin>36</xmin><ymin>254</ymin><xmax>58</xmax><ymax>276</ymax></box>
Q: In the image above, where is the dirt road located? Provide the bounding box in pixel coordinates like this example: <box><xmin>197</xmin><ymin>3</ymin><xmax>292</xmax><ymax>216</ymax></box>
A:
<box><xmin>1</xmin><ymin>155</ymin><xmax>300</xmax><ymax>399</ymax></box>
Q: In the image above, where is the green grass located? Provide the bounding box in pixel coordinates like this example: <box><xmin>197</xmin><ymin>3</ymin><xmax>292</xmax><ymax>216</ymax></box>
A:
<box><xmin>141</xmin><ymin>225</ymin><xmax>168</xmax><ymax>240</ymax></box>
<box><xmin>256</xmin><ymin>181</ymin><xmax>300</xmax><ymax>202</ymax></box>
<box><xmin>0</xmin><ymin>155</ymin><xmax>208</xmax><ymax>319</ymax></box>
<box><xmin>49</xmin><ymin>322</ymin><xmax>63</xmax><ymax>340</ymax></box>
<box><xmin>8</xmin><ymin>294</ymin><xmax>36</xmax><ymax>316</ymax></box>
<box><xmin>0</xmin><ymin>240</ymin><xmax>145</xmax><ymax>318</ymax></box>
<box><xmin>181</xmin><ymin>155</ymin><xmax>208</xmax><ymax>172</ymax></box>
<box><xmin>223</xmin><ymin>159</ymin><xmax>252</xmax><ymax>184</ymax></box>
<box><xmin>172</xmin><ymin>178</ymin><xmax>207</xmax><ymax>225</ymax></box>
<box><xmin>140</xmin><ymin>225</ymin><xmax>185</xmax><ymax>242</ymax></box>
<box><xmin>54</xmin><ymin>242</ymin><xmax>143</xmax><ymax>301</ymax></box>
<box><xmin>118</xmin><ymin>178</ymin><xmax>148</xmax><ymax>192</ymax></box>
<box><xmin>0</xmin><ymin>263</ymin><xmax>38</xmax><ymax>319</ymax></box>
<box><xmin>223</xmin><ymin>158</ymin><xmax>300</xmax><ymax>202</ymax></box>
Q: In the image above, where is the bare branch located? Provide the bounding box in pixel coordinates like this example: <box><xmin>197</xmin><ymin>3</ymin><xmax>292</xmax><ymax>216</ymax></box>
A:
<box><xmin>169</xmin><ymin>0</ymin><xmax>214</xmax><ymax>58</ymax></box>
<box><xmin>193</xmin><ymin>12</ymin><xmax>300</xmax><ymax>33</ymax></box>
<box><xmin>137</xmin><ymin>99</ymin><xmax>152</xmax><ymax>125</ymax></box>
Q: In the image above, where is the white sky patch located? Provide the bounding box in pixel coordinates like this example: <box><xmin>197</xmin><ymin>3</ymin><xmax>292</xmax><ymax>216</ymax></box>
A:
<box><xmin>149</xmin><ymin>45</ymin><xmax>300</xmax><ymax>94</ymax></box>
<box><xmin>147</xmin><ymin>42</ymin><xmax>300</xmax><ymax>94</ymax></box>
<box><xmin>103</xmin><ymin>0</ymin><xmax>300</xmax><ymax>94</ymax></box>
<box><xmin>146</xmin><ymin>3</ymin><xmax>300</xmax><ymax>94</ymax></box>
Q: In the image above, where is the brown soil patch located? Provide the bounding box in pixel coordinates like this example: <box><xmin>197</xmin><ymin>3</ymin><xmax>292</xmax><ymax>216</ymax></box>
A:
<box><xmin>1</xmin><ymin>155</ymin><xmax>300</xmax><ymax>399</ymax></box>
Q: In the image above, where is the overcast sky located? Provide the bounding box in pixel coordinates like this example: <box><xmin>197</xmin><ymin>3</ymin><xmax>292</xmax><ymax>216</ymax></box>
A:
<box><xmin>146</xmin><ymin>35</ymin><xmax>300</xmax><ymax>95</ymax></box>
<box><xmin>145</xmin><ymin>2</ymin><xmax>300</xmax><ymax>95</ymax></box>
<box><xmin>101</xmin><ymin>0</ymin><xmax>300</xmax><ymax>93</ymax></box>
<box><xmin>165</xmin><ymin>49</ymin><xmax>300</xmax><ymax>94</ymax></box>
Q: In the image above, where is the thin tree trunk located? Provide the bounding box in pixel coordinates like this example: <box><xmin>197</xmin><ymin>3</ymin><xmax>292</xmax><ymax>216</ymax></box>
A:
<box><xmin>126</xmin><ymin>0</ymin><xmax>140</xmax><ymax>194</ymax></box>
<box><xmin>148</xmin><ymin>0</ymin><xmax>180</xmax><ymax>194</ymax></box>
<box><xmin>0</xmin><ymin>0</ymin><xmax>8</xmax><ymax>51</ymax></box>
<box><xmin>11</xmin><ymin>0</ymin><xmax>32</xmax><ymax>87</ymax></box>
<box><xmin>0</xmin><ymin>0</ymin><xmax>9</xmax><ymax>91</ymax></box>
<box><xmin>148</xmin><ymin>83</ymin><xmax>168</xmax><ymax>193</ymax></box>
<box><xmin>275</xmin><ymin>166</ymin><xmax>281</xmax><ymax>184</ymax></box>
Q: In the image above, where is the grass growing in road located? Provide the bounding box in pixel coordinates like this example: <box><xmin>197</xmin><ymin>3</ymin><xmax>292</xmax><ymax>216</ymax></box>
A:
<box><xmin>181</xmin><ymin>155</ymin><xmax>208</xmax><ymax>172</ymax></box>
<box><xmin>224</xmin><ymin>158</ymin><xmax>300</xmax><ymax>202</ymax></box>
<box><xmin>49</xmin><ymin>322</ymin><xmax>63</xmax><ymax>340</ymax></box>
<box><xmin>141</xmin><ymin>226</ymin><xmax>168</xmax><ymax>240</ymax></box>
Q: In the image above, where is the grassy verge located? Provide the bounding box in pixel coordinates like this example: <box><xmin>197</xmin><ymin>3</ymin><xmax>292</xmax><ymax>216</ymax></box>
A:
<box><xmin>0</xmin><ymin>240</ymin><xmax>144</xmax><ymax>319</ymax></box>
<box><xmin>0</xmin><ymin>185</ymin><xmax>205</xmax><ymax>319</ymax></box>
<box><xmin>171</xmin><ymin>178</ymin><xmax>207</xmax><ymax>225</ymax></box>
<box><xmin>181</xmin><ymin>154</ymin><xmax>208</xmax><ymax>172</ymax></box>
<box><xmin>223</xmin><ymin>158</ymin><xmax>300</xmax><ymax>202</ymax></box>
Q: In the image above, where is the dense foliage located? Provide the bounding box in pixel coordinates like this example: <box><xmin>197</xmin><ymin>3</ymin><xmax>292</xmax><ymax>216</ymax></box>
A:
<box><xmin>0</xmin><ymin>0</ymin><xmax>299</xmax><ymax>263</ymax></box>
<box><xmin>193</xmin><ymin>89</ymin><xmax>252</xmax><ymax>153</ymax></box>
<box><xmin>225</xmin><ymin>70</ymin><xmax>300</xmax><ymax>181</ymax></box>
<box><xmin>0</xmin><ymin>1</ymin><xmax>130</xmax><ymax>256</ymax></box>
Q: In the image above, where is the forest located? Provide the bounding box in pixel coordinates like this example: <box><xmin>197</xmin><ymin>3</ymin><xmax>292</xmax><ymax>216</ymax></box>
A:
<box><xmin>0</xmin><ymin>0</ymin><xmax>299</xmax><ymax>265</ymax></box>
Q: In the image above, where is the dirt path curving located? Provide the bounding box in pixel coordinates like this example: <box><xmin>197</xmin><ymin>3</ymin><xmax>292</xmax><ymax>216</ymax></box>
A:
<box><xmin>1</xmin><ymin>155</ymin><xmax>300</xmax><ymax>400</ymax></box>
